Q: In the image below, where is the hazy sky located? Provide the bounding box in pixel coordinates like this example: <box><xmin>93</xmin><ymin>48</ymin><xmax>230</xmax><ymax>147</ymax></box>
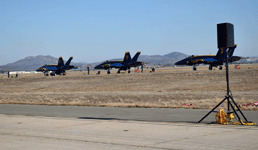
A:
<box><xmin>0</xmin><ymin>0</ymin><xmax>257</xmax><ymax>65</ymax></box>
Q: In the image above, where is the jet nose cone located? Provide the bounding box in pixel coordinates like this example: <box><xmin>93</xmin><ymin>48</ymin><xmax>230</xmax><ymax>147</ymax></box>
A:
<box><xmin>237</xmin><ymin>57</ymin><xmax>242</xmax><ymax>61</ymax></box>
<box><xmin>175</xmin><ymin>61</ymin><xmax>181</xmax><ymax>65</ymax></box>
<box><xmin>94</xmin><ymin>65</ymin><xmax>100</xmax><ymax>69</ymax></box>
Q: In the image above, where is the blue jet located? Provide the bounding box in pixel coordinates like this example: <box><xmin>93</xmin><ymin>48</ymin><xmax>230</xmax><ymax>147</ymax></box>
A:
<box><xmin>36</xmin><ymin>56</ymin><xmax>76</xmax><ymax>76</ymax></box>
<box><xmin>175</xmin><ymin>44</ymin><xmax>241</xmax><ymax>71</ymax></box>
<box><xmin>94</xmin><ymin>51</ymin><xmax>143</xmax><ymax>74</ymax></box>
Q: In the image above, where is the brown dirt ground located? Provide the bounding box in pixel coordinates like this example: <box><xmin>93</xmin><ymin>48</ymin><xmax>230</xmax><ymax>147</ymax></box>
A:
<box><xmin>0</xmin><ymin>64</ymin><xmax>257</xmax><ymax>110</ymax></box>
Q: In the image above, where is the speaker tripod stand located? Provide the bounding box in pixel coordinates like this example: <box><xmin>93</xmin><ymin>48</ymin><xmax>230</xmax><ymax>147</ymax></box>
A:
<box><xmin>198</xmin><ymin>48</ymin><xmax>248</xmax><ymax>125</ymax></box>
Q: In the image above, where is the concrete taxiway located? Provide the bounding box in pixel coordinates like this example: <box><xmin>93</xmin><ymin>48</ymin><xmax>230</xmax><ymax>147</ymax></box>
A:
<box><xmin>0</xmin><ymin>104</ymin><xmax>257</xmax><ymax>150</ymax></box>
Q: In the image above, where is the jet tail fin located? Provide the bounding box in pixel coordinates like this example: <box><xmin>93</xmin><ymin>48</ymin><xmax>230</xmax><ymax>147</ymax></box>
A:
<box><xmin>216</xmin><ymin>44</ymin><xmax>237</xmax><ymax>61</ymax></box>
<box><xmin>64</xmin><ymin>57</ymin><xmax>73</xmax><ymax>69</ymax></box>
<box><xmin>228</xmin><ymin>44</ymin><xmax>237</xmax><ymax>57</ymax></box>
<box><xmin>58</xmin><ymin>57</ymin><xmax>64</xmax><ymax>67</ymax></box>
<box><xmin>216</xmin><ymin>47</ymin><xmax>227</xmax><ymax>61</ymax></box>
<box><xmin>132</xmin><ymin>51</ymin><xmax>141</xmax><ymax>63</ymax></box>
<box><xmin>123</xmin><ymin>52</ymin><xmax>131</xmax><ymax>63</ymax></box>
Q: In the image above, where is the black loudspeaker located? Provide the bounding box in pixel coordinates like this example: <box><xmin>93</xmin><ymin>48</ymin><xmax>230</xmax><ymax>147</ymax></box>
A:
<box><xmin>217</xmin><ymin>23</ymin><xmax>234</xmax><ymax>48</ymax></box>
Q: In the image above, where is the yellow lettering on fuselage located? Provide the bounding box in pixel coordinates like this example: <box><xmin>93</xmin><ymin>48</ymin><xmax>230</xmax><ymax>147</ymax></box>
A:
<box><xmin>192</xmin><ymin>59</ymin><xmax>203</xmax><ymax>63</ymax></box>
<box><xmin>220</xmin><ymin>48</ymin><xmax>224</xmax><ymax>54</ymax></box>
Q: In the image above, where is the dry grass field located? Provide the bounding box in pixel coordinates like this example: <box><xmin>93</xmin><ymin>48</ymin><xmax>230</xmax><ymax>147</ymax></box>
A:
<box><xmin>0</xmin><ymin>64</ymin><xmax>257</xmax><ymax>110</ymax></box>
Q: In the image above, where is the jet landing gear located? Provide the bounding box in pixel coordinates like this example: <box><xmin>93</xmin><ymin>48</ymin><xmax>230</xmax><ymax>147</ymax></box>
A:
<box><xmin>219</xmin><ymin>66</ymin><xmax>223</xmax><ymax>70</ymax></box>
<box><xmin>128</xmin><ymin>70</ymin><xmax>130</xmax><ymax>73</ymax></box>
<box><xmin>209</xmin><ymin>64</ymin><xmax>213</xmax><ymax>70</ymax></box>
<box><xmin>44</xmin><ymin>72</ymin><xmax>49</xmax><ymax>76</ymax></box>
<box><xmin>193</xmin><ymin>65</ymin><xmax>197</xmax><ymax>71</ymax></box>
<box><xmin>107</xmin><ymin>69</ymin><xmax>110</xmax><ymax>74</ymax></box>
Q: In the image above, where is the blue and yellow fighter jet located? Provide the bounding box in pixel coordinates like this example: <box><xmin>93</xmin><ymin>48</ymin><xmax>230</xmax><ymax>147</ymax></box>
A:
<box><xmin>94</xmin><ymin>51</ymin><xmax>144</xmax><ymax>74</ymax></box>
<box><xmin>36</xmin><ymin>56</ymin><xmax>76</xmax><ymax>76</ymax></box>
<box><xmin>175</xmin><ymin>44</ymin><xmax>241</xmax><ymax>71</ymax></box>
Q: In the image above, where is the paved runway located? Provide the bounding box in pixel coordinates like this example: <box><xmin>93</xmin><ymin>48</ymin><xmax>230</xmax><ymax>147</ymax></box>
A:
<box><xmin>0</xmin><ymin>104</ymin><xmax>257</xmax><ymax>150</ymax></box>
<box><xmin>0</xmin><ymin>104</ymin><xmax>257</xmax><ymax>123</ymax></box>
<box><xmin>1</xmin><ymin>114</ymin><xmax>258</xmax><ymax>150</ymax></box>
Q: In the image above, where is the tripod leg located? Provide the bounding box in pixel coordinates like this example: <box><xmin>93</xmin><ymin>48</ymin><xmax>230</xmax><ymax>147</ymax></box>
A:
<box><xmin>229</xmin><ymin>96</ymin><xmax>248</xmax><ymax>122</ymax></box>
<box><xmin>198</xmin><ymin>97</ymin><xmax>227</xmax><ymax>123</ymax></box>
<box><xmin>227</xmin><ymin>99</ymin><xmax>243</xmax><ymax>125</ymax></box>
<box><xmin>227</xmin><ymin>98</ymin><xmax>230</xmax><ymax>112</ymax></box>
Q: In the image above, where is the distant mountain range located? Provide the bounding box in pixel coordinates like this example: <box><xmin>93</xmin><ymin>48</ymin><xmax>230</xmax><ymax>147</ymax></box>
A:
<box><xmin>0</xmin><ymin>52</ymin><xmax>257</xmax><ymax>72</ymax></box>
<box><xmin>138</xmin><ymin>52</ymin><xmax>189</xmax><ymax>66</ymax></box>
<box><xmin>0</xmin><ymin>55</ymin><xmax>57</xmax><ymax>71</ymax></box>
<box><xmin>0</xmin><ymin>52</ymin><xmax>188</xmax><ymax>72</ymax></box>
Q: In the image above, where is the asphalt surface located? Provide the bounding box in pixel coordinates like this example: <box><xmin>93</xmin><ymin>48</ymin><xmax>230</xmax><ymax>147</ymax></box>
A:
<box><xmin>1</xmin><ymin>104</ymin><xmax>257</xmax><ymax>150</ymax></box>
<box><xmin>0</xmin><ymin>104</ymin><xmax>257</xmax><ymax>124</ymax></box>
<box><xmin>1</xmin><ymin>114</ymin><xmax>257</xmax><ymax>150</ymax></box>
